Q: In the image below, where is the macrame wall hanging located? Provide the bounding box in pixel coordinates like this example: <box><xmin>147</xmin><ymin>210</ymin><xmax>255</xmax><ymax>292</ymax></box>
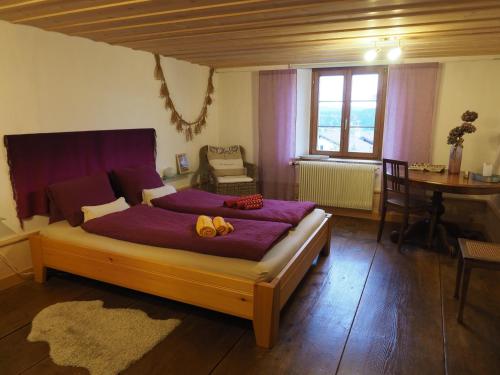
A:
<box><xmin>153</xmin><ymin>53</ymin><xmax>214</xmax><ymax>141</ymax></box>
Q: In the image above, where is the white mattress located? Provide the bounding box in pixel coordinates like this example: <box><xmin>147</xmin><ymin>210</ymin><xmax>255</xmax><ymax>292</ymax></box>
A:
<box><xmin>40</xmin><ymin>209</ymin><xmax>326</xmax><ymax>282</ymax></box>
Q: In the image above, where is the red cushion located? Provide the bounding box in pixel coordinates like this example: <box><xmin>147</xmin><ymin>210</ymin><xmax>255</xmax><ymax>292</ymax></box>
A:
<box><xmin>113</xmin><ymin>165</ymin><xmax>163</xmax><ymax>205</ymax></box>
<box><xmin>48</xmin><ymin>173</ymin><xmax>116</xmax><ymax>226</ymax></box>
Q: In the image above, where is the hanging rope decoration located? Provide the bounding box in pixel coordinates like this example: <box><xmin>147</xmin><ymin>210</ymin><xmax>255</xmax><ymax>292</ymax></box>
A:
<box><xmin>153</xmin><ymin>53</ymin><xmax>214</xmax><ymax>141</ymax></box>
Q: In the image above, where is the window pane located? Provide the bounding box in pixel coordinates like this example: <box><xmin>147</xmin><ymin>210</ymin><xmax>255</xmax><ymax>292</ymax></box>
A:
<box><xmin>349</xmin><ymin>101</ymin><xmax>376</xmax><ymax>127</ymax></box>
<box><xmin>317</xmin><ymin>127</ymin><xmax>341</xmax><ymax>152</ymax></box>
<box><xmin>319</xmin><ymin>75</ymin><xmax>344</xmax><ymax>101</ymax></box>
<box><xmin>348</xmin><ymin>127</ymin><xmax>375</xmax><ymax>153</ymax></box>
<box><xmin>318</xmin><ymin>102</ymin><xmax>342</xmax><ymax>127</ymax></box>
<box><xmin>351</xmin><ymin>74</ymin><xmax>379</xmax><ymax>101</ymax></box>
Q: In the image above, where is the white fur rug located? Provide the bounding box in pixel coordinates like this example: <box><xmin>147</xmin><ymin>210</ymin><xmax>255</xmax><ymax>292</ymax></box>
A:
<box><xmin>28</xmin><ymin>300</ymin><xmax>180</xmax><ymax>375</ymax></box>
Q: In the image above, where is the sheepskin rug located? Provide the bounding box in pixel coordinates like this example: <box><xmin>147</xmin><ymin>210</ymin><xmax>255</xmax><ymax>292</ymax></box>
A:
<box><xmin>28</xmin><ymin>300</ymin><xmax>181</xmax><ymax>375</ymax></box>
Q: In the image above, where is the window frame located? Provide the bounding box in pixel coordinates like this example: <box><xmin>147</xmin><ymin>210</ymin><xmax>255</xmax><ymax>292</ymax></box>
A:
<box><xmin>309</xmin><ymin>66</ymin><xmax>387</xmax><ymax>160</ymax></box>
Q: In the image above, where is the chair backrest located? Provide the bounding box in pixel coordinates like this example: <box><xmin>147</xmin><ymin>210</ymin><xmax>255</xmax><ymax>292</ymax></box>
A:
<box><xmin>381</xmin><ymin>158</ymin><xmax>410</xmax><ymax>204</ymax></box>
<box><xmin>198</xmin><ymin>145</ymin><xmax>248</xmax><ymax>184</ymax></box>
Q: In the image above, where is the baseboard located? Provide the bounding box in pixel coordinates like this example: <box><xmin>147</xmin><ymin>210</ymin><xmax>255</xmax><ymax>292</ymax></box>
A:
<box><xmin>0</xmin><ymin>267</ymin><xmax>32</xmax><ymax>291</ymax></box>
<box><xmin>327</xmin><ymin>195</ymin><xmax>499</xmax><ymax>242</ymax></box>
<box><xmin>321</xmin><ymin>206</ymin><xmax>380</xmax><ymax>221</ymax></box>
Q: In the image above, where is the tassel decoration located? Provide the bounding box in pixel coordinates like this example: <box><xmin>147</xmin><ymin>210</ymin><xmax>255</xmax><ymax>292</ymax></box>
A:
<box><xmin>159</xmin><ymin>83</ymin><xmax>168</xmax><ymax>98</ymax></box>
<box><xmin>207</xmin><ymin>69</ymin><xmax>215</xmax><ymax>94</ymax></box>
<box><xmin>166</xmin><ymin>98</ymin><xmax>173</xmax><ymax>110</ymax></box>
<box><xmin>153</xmin><ymin>53</ymin><xmax>214</xmax><ymax>142</ymax></box>
<box><xmin>154</xmin><ymin>54</ymin><xmax>163</xmax><ymax>80</ymax></box>
<box><xmin>171</xmin><ymin>112</ymin><xmax>179</xmax><ymax>124</ymax></box>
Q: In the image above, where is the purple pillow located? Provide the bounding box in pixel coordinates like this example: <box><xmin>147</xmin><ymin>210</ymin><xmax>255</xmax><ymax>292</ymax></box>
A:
<box><xmin>113</xmin><ymin>165</ymin><xmax>163</xmax><ymax>205</ymax></box>
<box><xmin>48</xmin><ymin>173</ymin><xmax>116</xmax><ymax>226</ymax></box>
<box><xmin>46</xmin><ymin>188</ymin><xmax>65</xmax><ymax>224</ymax></box>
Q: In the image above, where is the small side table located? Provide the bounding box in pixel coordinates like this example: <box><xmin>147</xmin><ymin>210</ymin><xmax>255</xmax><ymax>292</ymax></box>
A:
<box><xmin>162</xmin><ymin>172</ymin><xmax>194</xmax><ymax>184</ymax></box>
<box><xmin>454</xmin><ymin>238</ymin><xmax>500</xmax><ymax>323</ymax></box>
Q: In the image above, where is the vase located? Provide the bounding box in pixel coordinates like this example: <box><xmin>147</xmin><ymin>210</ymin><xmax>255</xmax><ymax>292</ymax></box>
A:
<box><xmin>448</xmin><ymin>145</ymin><xmax>462</xmax><ymax>174</ymax></box>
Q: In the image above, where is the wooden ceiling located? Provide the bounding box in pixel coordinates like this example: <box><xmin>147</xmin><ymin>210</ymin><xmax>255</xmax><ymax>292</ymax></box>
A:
<box><xmin>2</xmin><ymin>0</ymin><xmax>500</xmax><ymax>68</ymax></box>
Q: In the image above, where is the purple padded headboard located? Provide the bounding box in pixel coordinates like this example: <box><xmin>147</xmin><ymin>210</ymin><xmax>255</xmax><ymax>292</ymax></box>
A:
<box><xmin>4</xmin><ymin>128</ymin><xmax>157</xmax><ymax>225</ymax></box>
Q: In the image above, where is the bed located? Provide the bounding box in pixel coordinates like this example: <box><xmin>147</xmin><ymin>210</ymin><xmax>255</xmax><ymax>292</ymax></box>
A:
<box><xmin>29</xmin><ymin>208</ymin><xmax>332</xmax><ymax>348</ymax></box>
<box><xmin>5</xmin><ymin>129</ymin><xmax>333</xmax><ymax>348</ymax></box>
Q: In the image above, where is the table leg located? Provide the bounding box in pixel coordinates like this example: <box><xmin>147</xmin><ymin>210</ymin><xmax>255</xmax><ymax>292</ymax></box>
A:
<box><xmin>389</xmin><ymin>191</ymin><xmax>456</xmax><ymax>255</ymax></box>
<box><xmin>426</xmin><ymin>191</ymin><xmax>441</xmax><ymax>248</ymax></box>
<box><xmin>428</xmin><ymin>191</ymin><xmax>458</xmax><ymax>255</ymax></box>
<box><xmin>389</xmin><ymin>219</ymin><xmax>428</xmax><ymax>246</ymax></box>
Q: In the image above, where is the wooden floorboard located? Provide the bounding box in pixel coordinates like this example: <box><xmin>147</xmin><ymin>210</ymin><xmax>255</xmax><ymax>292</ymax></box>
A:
<box><xmin>0</xmin><ymin>277</ymin><xmax>144</xmax><ymax>375</ymax></box>
<box><xmin>212</xmin><ymin>218</ymin><xmax>378</xmax><ymax>374</ymax></box>
<box><xmin>1</xmin><ymin>217</ymin><xmax>499</xmax><ymax>375</ymax></box>
<box><xmin>336</xmin><ymin>233</ymin><xmax>444</xmax><ymax>375</ymax></box>
<box><xmin>122</xmin><ymin>300</ymin><xmax>246</xmax><ymax>375</ymax></box>
<box><xmin>439</xmin><ymin>253</ymin><xmax>500</xmax><ymax>375</ymax></box>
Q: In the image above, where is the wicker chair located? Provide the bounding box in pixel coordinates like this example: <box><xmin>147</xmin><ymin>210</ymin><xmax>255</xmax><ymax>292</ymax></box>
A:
<box><xmin>198</xmin><ymin>145</ymin><xmax>258</xmax><ymax>195</ymax></box>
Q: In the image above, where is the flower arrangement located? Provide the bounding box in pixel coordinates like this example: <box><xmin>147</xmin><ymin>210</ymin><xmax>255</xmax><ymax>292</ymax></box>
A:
<box><xmin>447</xmin><ymin>110</ymin><xmax>478</xmax><ymax>148</ymax></box>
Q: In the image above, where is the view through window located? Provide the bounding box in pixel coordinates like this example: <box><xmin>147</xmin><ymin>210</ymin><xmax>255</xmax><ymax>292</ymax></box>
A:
<box><xmin>311</xmin><ymin>66</ymin><xmax>387</xmax><ymax>159</ymax></box>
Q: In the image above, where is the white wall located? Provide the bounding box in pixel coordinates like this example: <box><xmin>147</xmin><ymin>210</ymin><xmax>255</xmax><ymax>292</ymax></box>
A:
<box><xmin>216</xmin><ymin>69</ymin><xmax>312</xmax><ymax>162</ymax></box>
<box><xmin>0</xmin><ymin>20</ymin><xmax>218</xmax><ymax>280</ymax></box>
<box><xmin>296</xmin><ymin>69</ymin><xmax>312</xmax><ymax>156</ymax></box>
<box><xmin>432</xmin><ymin>60</ymin><xmax>500</xmax><ymax>175</ymax></box>
<box><xmin>216</xmin><ymin>71</ymin><xmax>258</xmax><ymax>162</ymax></box>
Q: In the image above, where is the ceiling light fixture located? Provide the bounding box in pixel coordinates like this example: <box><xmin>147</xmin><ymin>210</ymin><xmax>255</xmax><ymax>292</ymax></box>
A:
<box><xmin>363</xmin><ymin>38</ymin><xmax>403</xmax><ymax>63</ymax></box>
<box><xmin>364</xmin><ymin>48</ymin><xmax>378</xmax><ymax>62</ymax></box>
<box><xmin>387</xmin><ymin>46</ymin><xmax>402</xmax><ymax>61</ymax></box>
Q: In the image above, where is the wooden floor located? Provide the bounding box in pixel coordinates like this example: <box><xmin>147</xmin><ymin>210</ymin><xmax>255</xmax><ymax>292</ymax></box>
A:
<box><xmin>1</xmin><ymin>217</ymin><xmax>499</xmax><ymax>375</ymax></box>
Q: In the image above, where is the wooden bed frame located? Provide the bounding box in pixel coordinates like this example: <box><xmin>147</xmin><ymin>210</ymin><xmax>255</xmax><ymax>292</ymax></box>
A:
<box><xmin>29</xmin><ymin>213</ymin><xmax>333</xmax><ymax>348</ymax></box>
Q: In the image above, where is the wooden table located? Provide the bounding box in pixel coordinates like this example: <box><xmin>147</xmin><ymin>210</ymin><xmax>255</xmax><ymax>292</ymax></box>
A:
<box><xmin>394</xmin><ymin>170</ymin><xmax>500</xmax><ymax>255</ymax></box>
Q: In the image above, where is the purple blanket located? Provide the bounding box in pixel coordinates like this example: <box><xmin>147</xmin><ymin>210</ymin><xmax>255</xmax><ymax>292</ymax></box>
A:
<box><xmin>81</xmin><ymin>205</ymin><xmax>292</xmax><ymax>261</ymax></box>
<box><xmin>152</xmin><ymin>189</ymin><xmax>315</xmax><ymax>226</ymax></box>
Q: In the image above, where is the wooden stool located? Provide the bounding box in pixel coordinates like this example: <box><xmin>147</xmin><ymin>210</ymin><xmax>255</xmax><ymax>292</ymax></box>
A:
<box><xmin>454</xmin><ymin>238</ymin><xmax>500</xmax><ymax>323</ymax></box>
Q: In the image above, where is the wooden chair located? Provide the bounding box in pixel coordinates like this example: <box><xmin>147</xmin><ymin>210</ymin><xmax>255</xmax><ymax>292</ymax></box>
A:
<box><xmin>377</xmin><ymin>159</ymin><xmax>428</xmax><ymax>251</ymax></box>
<box><xmin>198</xmin><ymin>145</ymin><xmax>257</xmax><ymax>195</ymax></box>
<box><xmin>454</xmin><ymin>238</ymin><xmax>500</xmax><ymax>323</ymax></box>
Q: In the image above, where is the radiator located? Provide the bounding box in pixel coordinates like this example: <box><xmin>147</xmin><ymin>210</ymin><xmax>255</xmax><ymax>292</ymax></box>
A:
<box><xmin>298</xmin><ymin>161</ymin><xmax>376</xmax><ymax>210</ymax></box>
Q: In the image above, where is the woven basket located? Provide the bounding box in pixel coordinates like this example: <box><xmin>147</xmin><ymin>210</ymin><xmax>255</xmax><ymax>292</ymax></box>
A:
<box><xmin>215</xmin><ymin>181</ymin><xmax>257</xmax><ymax>196</ymax></box>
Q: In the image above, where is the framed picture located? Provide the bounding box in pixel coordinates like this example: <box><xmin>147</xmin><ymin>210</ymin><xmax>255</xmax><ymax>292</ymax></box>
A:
<box><xmin>176</xmin><ymin>153</ymin><xmax>190</xmax><ymax>174</ymax></box>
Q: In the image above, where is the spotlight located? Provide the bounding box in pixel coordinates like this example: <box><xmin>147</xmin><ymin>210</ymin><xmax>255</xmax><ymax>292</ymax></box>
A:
<box><xmin>364</xmin><ymin>49</ymin><xmax>378</xmax><ymax>62</ymax></box>
<box><xmin>387</xmin><ymin>47</ymin><xmax>402</xmax><ymax>61</ymax></box>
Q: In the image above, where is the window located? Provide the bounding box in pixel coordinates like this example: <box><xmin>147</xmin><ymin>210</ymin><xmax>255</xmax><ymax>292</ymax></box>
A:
<box><xmin>310</xmin><ymin>66</ymin><xmax>387</xmax><ymax>159</ymax></box>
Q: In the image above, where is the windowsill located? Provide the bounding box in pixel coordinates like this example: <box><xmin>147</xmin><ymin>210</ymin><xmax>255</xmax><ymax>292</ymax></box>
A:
<box><xmin>326</xmin><ymin>157</ymin><xmax>381</xmax><ymax>165</ymax></box>
<box><xmin>293</xmin><ymin>157</ymin><xmax>381</xmax><ymax>165</ymax></box>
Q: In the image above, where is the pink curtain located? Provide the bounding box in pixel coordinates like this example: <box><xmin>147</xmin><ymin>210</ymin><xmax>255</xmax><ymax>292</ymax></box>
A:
<box><xmin>382</xmin><ymin>63</ymin><xmax>439</xmax><ymax>163</ymax></box>
<box><xmin>258</xmin><ymin>70</ymin><xmax>297</xmax><ymax>200</ymax></box>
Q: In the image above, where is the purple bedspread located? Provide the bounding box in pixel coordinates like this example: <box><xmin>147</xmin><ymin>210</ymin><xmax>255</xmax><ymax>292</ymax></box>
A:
<box><xmin>152</xmin><ymin>189</ymin><xmax>315</xmax><ymax>226</ymax></box>
<box><xmin>81</xmin><ymin>205</ymin><xmax>292</xmax><ymax>261</ymax></box>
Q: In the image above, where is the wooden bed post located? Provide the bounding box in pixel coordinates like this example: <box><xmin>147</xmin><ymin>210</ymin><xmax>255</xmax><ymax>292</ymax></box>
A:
<box><xmin>29</xmin><ymin>234</ymin><xmax>46</xmax><ymax>283</ymax></box>
<box><xmin>253</xmin><ymin>279</ymin><xmax>280</xmax><ymax>348</ymax></box>
<box><xmin>321</xmin><ymin>213</ymin><xmax>333</xmax><ymax>256</ymax></box>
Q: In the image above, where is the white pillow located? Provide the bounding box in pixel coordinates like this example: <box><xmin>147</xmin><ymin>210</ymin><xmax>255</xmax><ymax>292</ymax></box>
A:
<box><xmin>209</xmin><ymin>158</ymin><xmax>244</xmax><ymax>170</ymax></box>
<box><xmin>142</xmin><ymin>184</ymin><xmax>177</xmax><ymax>206</ymax></box>
<box><xmin>81</xmin><ymin>197</ymin><xmax>130</xmax><ymax>223</ymax></box>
